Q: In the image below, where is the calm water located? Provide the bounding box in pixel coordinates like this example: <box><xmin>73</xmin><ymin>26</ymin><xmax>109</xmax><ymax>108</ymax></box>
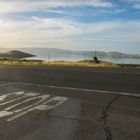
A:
<box><xmin>27</xmin><ymin>55</ymin><xmax>140</xmax><ymax>64</ymax></box>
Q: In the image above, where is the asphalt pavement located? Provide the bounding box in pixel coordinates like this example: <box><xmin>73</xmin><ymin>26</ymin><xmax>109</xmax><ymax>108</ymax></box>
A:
<box><xmin>0</xmin><ymin>66</ymin><xmax>139</xmax><ymax>93</ymax></box>
<box><xmin>0</xmin><ymin>66</ymin><xmax>139</xmax><ymax>140</ymax></box>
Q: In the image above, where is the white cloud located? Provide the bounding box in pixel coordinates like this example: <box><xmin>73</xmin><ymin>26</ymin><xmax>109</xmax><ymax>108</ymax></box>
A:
<box><xmin>0</xmin><ymin>17</ymin><xmax>140</xmax><ymax>49</ymax></box>
<box><xmin>0</xmin><ymin>0</ymin><xmax>112</xmax><ymax>14</ymax></box>
<box><xmin>91</xmin><ymin>8</ymin><xmax>126</xmax><ymax>15</ymax></box>
<box><xmin>0</xmin><ymin>0</ymin><xmax>139</xmax><ymax>52</ymax></box>
<box><xmin>133</xmin><ymin>4</ymin><xmax>140</xmax><ymax>9</ymax></box>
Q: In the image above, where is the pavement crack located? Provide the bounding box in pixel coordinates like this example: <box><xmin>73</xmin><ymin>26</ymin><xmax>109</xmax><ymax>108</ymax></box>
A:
<box><xmin>99</xmin><ymin>95</ymin><xmax>119</xmax><ymax>140</ymax></box>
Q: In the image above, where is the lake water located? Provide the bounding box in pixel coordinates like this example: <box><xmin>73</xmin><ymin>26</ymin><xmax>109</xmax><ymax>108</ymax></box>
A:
<box><xmin>27</xmin><ymin>55</ymin><xmax>140</xmax><ymax>64</ymax></box>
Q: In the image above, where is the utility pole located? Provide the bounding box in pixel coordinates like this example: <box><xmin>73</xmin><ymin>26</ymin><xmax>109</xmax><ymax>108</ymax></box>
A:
<box><xmin>48</xmin><ymin>55</ymin><xmax>50</xmax><ymax>63</ymax></box>
<box><xmin>95</xmin><ymin>50</ymin><xmax>97</xmax><ymax>58</ymax></box>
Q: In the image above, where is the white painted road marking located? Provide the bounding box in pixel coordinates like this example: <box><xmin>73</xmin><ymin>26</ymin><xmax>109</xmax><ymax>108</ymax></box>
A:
<box><xmin>0</xmin><ymin>95</ymin><xmax>8</xmax><ymax>101</ymax></box>
<box><xmin>5</xmin><ymin>96</ymin><xmax>41</xmax><ymax>111</ymax></box>
<box><xmin>14</xmin><ymin>82</ymin><xmax>140</xmax><ymax>98</ymax></box>
<box><xmin>0</xmin><ymin>91</ymin><xmax>68</xmax><ymax>122</ymax></box>
<box><xmin>0</xmin><ymin>82</ymin><xmax>11</xmax><ymax>87</ymax></box>
<box><xmin>14</xmin><ymin>95</ymin><xmax>50</xmax><ymax>113</ymax></box>
<box><xmin>0</xmin><ymin>111</ymin><xmax>13</xmax><ymax>118</ymax></box>
<box><xmin>0</xmin><ymin>95</ymin><xmax>27</xmax><ymax>106</ymax></box>
<box><xmin>14</xmin><ymin>91</ymin><xmax>25</xmax><ymax>95</ymax></box>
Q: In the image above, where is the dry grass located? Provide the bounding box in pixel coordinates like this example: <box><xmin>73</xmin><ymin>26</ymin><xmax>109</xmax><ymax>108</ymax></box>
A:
<box><xmin>0</xmin><ymin>59</ymin><xmax>119</xmax><ymax>68</ymax></box>
<box><xmin>44</xmin><ymin>60</ymin><xmax>118</xmax><ymax>68</ymax></box>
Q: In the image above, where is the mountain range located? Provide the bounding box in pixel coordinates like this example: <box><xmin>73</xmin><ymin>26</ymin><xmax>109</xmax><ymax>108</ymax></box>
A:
<box><xmin>0</xmin><ymin>50</ymin><xmax>35</xmax><ymax>59</ymax></box>
<box><xmin>0</xmin><ymin>48</ymin><xmax>140</xmax><ymax>59</ymax></box>
<box><xmin>18</xmin><ymin>48</ymin><xmax>140</xmax><ymax>59</ymax></box>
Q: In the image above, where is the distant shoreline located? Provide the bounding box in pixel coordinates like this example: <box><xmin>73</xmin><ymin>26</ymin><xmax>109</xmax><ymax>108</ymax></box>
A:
<box><xmin>26</xmin><ymin>56</ymin><xmax>140</xmax><ymax>65</ymax></box>
<box><xmin>0</xmin><ymin>50</ymin><xmax>140</xmax><ymax>65</ymax></box>
<box><xmin>118</xmin><ymin>64</ymin><xmax>140</xmax><ymax>68</ymax></box>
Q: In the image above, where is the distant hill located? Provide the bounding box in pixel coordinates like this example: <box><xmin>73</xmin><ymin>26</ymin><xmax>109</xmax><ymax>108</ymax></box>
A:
<box><xmin>107</xmin><ymin>52</ymin><xmax>140</xmax><ymax>59</ymax></box>
<box><xmin>0</xmin><ymin>48</ymin><xmax>140</xmax><ymax>59</ymax></box>
<box><xmin>0</xmin><ymin>50</ymin><xmax>35</xmax><ymax>59</ymax></box>
<box><xmin>16</xmin><ymin>48</ymin><xmax>140</xmax><ymax>59</ymax></box>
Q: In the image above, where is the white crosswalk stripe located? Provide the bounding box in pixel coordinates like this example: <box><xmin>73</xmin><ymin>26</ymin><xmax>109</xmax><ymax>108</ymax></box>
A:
<box><xmin>0</xmin><ymin>91</ymin><xmax>68</xmax><ymax>122</ymax></box>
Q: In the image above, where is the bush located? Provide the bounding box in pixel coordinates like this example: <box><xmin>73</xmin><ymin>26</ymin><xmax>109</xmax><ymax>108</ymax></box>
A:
<box><xmin>94</xmin><ymin>57</ymin><xmax>99</xmax><ymax>63</ymax></box>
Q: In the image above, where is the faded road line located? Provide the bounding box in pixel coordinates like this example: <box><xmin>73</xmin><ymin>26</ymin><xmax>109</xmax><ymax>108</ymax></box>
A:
<box><xmin>0</xmin><ymin>82</ymin><xmax>11</xmax><ymax>87</ymax></box>
<box><xmin>14</xmin><ymin>82</ymin><xmax>140</xmax><ymax>98</ymax></box>
<box><xmin>0</xmin><ymin>90</ymin><xmax>68</xmax><ymax>122</ymax></box>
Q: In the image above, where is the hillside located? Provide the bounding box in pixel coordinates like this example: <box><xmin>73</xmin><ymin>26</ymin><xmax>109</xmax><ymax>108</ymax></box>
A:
<box><xmin>0</xmin><ymin>48</ymin><xmax>139</xmax><ymax>59</ymax></box>
<box><xmin>17</xmin><ymin>48</ymin><xmax>140</xmax><ymax>59</ymax></box>
<box><xmin>0</xmin><ymin>50</ymin><xmax>35</xmax><ymax>59</ymax></box>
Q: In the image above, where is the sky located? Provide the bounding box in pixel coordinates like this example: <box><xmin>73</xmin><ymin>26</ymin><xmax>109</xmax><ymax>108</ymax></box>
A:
<box><xmin>0</xmin><ymin>0</ymin><xmax>140</xmax><ymax>53</ymax></box>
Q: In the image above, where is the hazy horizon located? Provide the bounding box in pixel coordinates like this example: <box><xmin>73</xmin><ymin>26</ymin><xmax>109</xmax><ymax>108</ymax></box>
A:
<box><xmin>0</xmin><ymin>0</ymin><xmax>140</xmax><ymax>54</ymax></box>
<box><xmin>0</xmin><ymin>47</ymin><xmax>140</xmax><ymax>55</ymax></box>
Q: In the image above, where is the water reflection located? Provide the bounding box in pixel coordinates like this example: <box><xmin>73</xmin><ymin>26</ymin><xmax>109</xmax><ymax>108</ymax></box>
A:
<box><xmin>27</xmin><ymin>55</ymin><xmax>140</xmax><ymax>64</ymax></box>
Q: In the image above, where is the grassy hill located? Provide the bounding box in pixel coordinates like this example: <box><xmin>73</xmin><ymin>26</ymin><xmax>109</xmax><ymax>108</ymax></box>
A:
<box><xmin>0</xmin><ymin>50</ymin><xmax>35</xmax><ymax>59</ymax></box>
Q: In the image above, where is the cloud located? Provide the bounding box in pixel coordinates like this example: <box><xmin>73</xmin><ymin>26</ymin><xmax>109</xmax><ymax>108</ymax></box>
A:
<box><xmin>120</xmin><ymin>0</ymin><xmax>140</xmax><ymax>9</ymax></box>
<box><xmin>133</xmin><ymin>4</ymin><xmax>140</xmax><ymax>9</ymax></box>
<box><xmin>0</xmin><ymin>0</ymin><xmax>139</xmax><ymax>53</ymax></box>
<box><xmin>91</xmin><ymin>8</ymin><xmax>126</xmax><ymax>15</ymax></box>
<box><xmin>0</xmin><ymin>0</ymin><xmax>112</xmax><ymax>14</ymax></box>
<box><xmin>121</xmin><ymin>0</ymin><xmax>140</xmax><ymax>3</ymax></box>
<box><xmin>0</xmin><ymin>17</ymin><xmax>140</xmax><ymax>50</ymax></box>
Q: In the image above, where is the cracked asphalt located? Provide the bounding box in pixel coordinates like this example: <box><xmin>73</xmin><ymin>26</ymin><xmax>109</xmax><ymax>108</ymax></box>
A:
<box><xmin>0</xmin><ymin>66</ymin><xmax>139</xmax><ymax>140</ymax></box>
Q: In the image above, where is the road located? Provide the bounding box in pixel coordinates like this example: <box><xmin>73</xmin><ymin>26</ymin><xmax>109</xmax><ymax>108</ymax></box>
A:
<box><xmin>0</xmin><ymin>65</ymin><xmax>139</xmax><ymax>93</ymax></box>
<box><xmin>0</xmin><ymin>66</ymin><xmax>139</xmax><ymax>140</ymax></box>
